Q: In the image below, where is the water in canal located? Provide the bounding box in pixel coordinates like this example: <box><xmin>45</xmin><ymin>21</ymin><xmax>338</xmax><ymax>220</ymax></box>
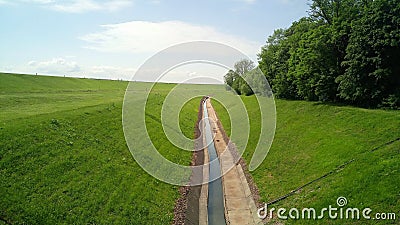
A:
<box><xmin>203</xmin><ymin>99</ymin><xmax>226</xmax><ymax>225</ymax></box>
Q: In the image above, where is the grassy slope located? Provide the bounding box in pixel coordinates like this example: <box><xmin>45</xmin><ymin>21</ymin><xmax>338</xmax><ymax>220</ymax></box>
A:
<box><xmin>0</xmin><ymin>73</ymin><xmax>194</xmax><ymax>224</ymax></box>
<box><xmin>2</xmin><ymin>73</ymin><xmax>398</xmax><ymax>224</ymax></box>
<box><xmin>214</xmin><ymin>96</ymin><xmax>399</xmax><ymax>224</ymax></box>
<box><xmin>0</xmin><ymin>73</ymin><xmax>127</xmax><ymax>121</ymax></box>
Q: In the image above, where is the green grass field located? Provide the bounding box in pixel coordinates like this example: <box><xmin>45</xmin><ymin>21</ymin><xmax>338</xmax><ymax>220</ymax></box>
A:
<box><xmin>1</xmin><ymin>73</ymin><xmax>399</xmax><ymax>224</ymax></box>
<box><xmin>0</xmin><ymin>73</ymin><xmax>197</xmax><ymax>224</ymax></box>
<box><xmin>214</xmin><ymin>97</ymin><xmax>400</xmax><ymax>224</ymax></box>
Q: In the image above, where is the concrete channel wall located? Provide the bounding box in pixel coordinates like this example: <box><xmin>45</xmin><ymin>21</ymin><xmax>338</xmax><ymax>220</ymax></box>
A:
<box><xmin>184</xmin><ymin>96</ymin><xmax>207</xmax><ymax>225</ymax></box>
<box><xmin>183</xmin><ymin>97</ymin><xmax>262</xmax><ymax>225</ymax></box>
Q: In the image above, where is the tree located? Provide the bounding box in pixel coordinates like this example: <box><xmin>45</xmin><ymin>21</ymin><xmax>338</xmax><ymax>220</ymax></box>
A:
<box><xmin>234</xmin><ymin>59</ymin><xmax>255</xmax><ymax>76</ymax></box>
<box><xmin>289</xmin><ymin>23</ymin><xmax>338</xmax><ymax>101</ymax></box>
<box><xmin>224</xmin><ymin>59</ymin><xmax>256</xmax><ymax>95</ymax></box>
<box><xmin>224</xmin><ymin>70</ymin><xmax>237</xmax><ymax>90</ymax></box>
<box><xmin>243</xmin><ymin>68</ymin><xmax>272</xmax><ymax>97</ymax></box>
<box><xmin>337</xmin><ymin>0</ymin><xmax>400</xmax><ymax>108</ymax></box>
<box><xmin>257</xmin><ymin>0</ymin><xmax>399</xmax><ymax>108</ymax></box>
<box><xmin>258</xmin><ymin>28</ymin><xmax>287</xmax><ymax>89</ymax></box>
<box><xmin>240</xmin><ymin>81</ymin><xmax>254</xmax><ymax>96</ymax></box>
<box><xmin>258</xmin><ymin>28</ymin><xmax>297</xmax><ymax>99</ymax></box>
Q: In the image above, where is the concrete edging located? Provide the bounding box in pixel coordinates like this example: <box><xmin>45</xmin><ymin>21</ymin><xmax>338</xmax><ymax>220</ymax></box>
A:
<box><xmin>207</xmin><ymin>99</ymin><xmax>262</xmax><ymax>225</ymax></box>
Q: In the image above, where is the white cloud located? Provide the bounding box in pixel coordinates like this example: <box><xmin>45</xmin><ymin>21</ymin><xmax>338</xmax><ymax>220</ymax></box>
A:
<box><xmin>0</xmin><ymin>65</ymin><xmax>15</xmax><ymax>72</ymax></box>
<box><xmin>50</xmin><ymin>0</ymin><xmax>101</xmax><ymax>13</ymax></box>
<box><xmin>8</xmin><ymin>0</ymin><xmax>132</xmax><ymax>13</ymax></box>
<box><xmin>238</xmin><ymin>0</ymin><xmax>257</xmax><ymax>4</ymax></box>
<box><xmin>235</xmin><ymin>0</ymin><xmax>294</xmax><ymax>4</ymax></box>
<box><xmin>149</xmin><ymin>0</ymin><xmax>161</xmax><ymax>4</ymax></box>
<box><xmin>28</xmin><ymin>58</ymin><xmax>80</xmax><ymax>74</ymax></box>
<box><xmin>26</xmin><ymin>0</ymin><xmax>55</xmax><ymax>3</ymax></box>
<box><xmin>274</xmin><ymin>0</ymin><xmax>296</xmax><ymax>4</ymax></box>
<box><xmin>0</xmin><ymin>0</ymin><xmax>12</xmax><ymax>5</ymax></box>
<box><xmin>80</xmin><ymin>20</ymin><xmax>259</xmax><ymax>55</ymax></box>
<box><xmin>24</xmin><ymin>58</ymin><xmax>134</xmax><ymax>80</ymax></box>
<box><xmin>51</xmin><ymin>0</ymin><xmax>132</xmax><ymax>13</ymax></box>
<box><xmin>88</xmin><ymin>65</ymin><xmax>135</xmax><ymax>80</ymax></box>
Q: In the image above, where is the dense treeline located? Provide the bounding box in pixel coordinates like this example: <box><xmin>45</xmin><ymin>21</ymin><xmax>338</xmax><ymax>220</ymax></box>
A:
<box><xmin>256</xmin><ymin>0</ymin><xmax>400</xmax><ymax>109</ymax></box>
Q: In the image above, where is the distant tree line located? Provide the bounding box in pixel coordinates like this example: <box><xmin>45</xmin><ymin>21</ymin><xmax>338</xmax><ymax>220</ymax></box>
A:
<box><xmin>224</xmin><ymin>59</ymin><xmax>255</xmax><ymax>96</ymax></box>
<box><xmin>224</xmin><ymin>59</ymin><xmax>273</xmax><ymax>97</ymax></box>
<box><xmin>251</xmin><ymin>0</ymin><xmax>400</xmax><ymax>109</ymax></box>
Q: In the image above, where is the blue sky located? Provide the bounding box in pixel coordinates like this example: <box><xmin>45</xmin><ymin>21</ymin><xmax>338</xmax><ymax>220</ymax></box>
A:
<box><xmin>0</xmin><ymin>0</ymin><xmax>309</xmax><ymax>81</ymax></box>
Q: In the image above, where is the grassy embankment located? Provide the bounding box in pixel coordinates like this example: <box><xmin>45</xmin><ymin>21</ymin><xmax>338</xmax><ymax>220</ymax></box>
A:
<box><xmin>213</xmin><ymin>95</ymin><xmax>399</xmax><ymax>224</ymax></box>
<box><xmin>1</xmin><ymin>73</ymin><xmax>398</xmax><ymax>224</ymax></box>
<box><xmin>0</xmin><ymin>73</ymin><xmax>197</xmax><ymax>224</ymax></box>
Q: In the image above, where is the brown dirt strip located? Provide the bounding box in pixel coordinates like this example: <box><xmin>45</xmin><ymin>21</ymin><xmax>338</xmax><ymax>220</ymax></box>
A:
<box><xmin>173</xmin><ymin>96</ymin><xmax>207</xmax><ymax>225</ymax></box>
<box><xmin>173</xmin><ymin>97</ymin><xmax>265</xmax><ymax>224</ymax></box>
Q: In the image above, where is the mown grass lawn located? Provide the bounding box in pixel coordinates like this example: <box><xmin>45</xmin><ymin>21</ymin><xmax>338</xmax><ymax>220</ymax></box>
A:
<box><xmin>1</xmin><ymin>73</ymin><xmax>398</xmax><ymax>224</ymax></box>
<box><xmin>0</xmin><ymin>73</ymin><xmax>196</xmax><ymax>224</ymax></box>
<box><xmin>215</xmin><ymin>96</ymin><xmax>400</xmax><ymax>224</ymax></box>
